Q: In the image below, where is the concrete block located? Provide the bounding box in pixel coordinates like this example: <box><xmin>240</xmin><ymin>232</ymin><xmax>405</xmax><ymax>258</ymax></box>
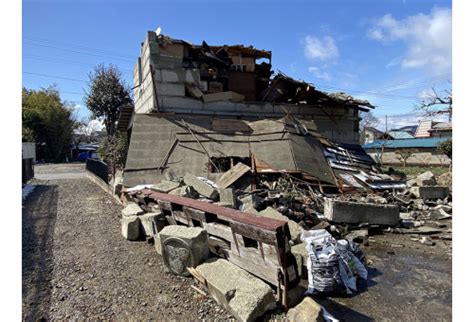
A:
<box><xmin>154</xmin><ymin>233</ymin><xmax>162</xmax><ymax>255</ymax></box>
<box><xmin>151</xmin><ymin>180</ymin><xmax>181</xmax><ymax>193</ymax></box>
<box><xmin>159</xmin><ymin>225</ymin><xmax>209</xmax><ymax>275</ymax></box>
<box><xmin>286</xmin><ymin>297</ymin><xmax>324</xmax><ymax>322</ymax></box>
<box><xmin>324</xmin><ymin>199</ymin><xmax>399</xmax><ymax>226</ymax></box>
<box><xmin>235</xmin><ymin>102</ymin><xmax>274</xmax><ymax>114</ymax></box>
<box><xmin>416</xmin><ymin>171</ymin><xmax>437</xmax><ymax>186</ymax></box>
<box><xmin>150</xmin><ymin>53</ymin><xmax>183</xmax><ymax>68</ymax></box>
<box><xmin>161</xmin><ymin>96</ymin><xmax>203</xmax><ymax>110</ymax></box>
<box><xmin>239</xmin><ymin>194</ymin><xmax>263</xmax><ymax>212</ymax></box>
<box><xmin>196</xmin><ymin>258</ymin><xmax>276</xmax><ymax>322</ymax></box>
<box><xmin>121</xmin><ymin>215</ymin><xmax>140</xmax><ymax>240</ymax></box>
<box><xmin>410</xmin><ymin>186</ymin><xmax>449</xmax><ymax>200</ymax></box>
<box><xmin>157</xmin><ymin>68</ymin><xmax>200</xmax><ymax>84</ymax></box>
<box><xmin>202</xmin><ymin>91</ymin><xmax>245</xmax><ymax>103</ymax></box>
<box><xmin>259</xmin><ymin>207</ymin><xmax>303</xmax><ymax>243</ymax></box>
<box><xmin>291</xmin><ymin>243</ymin><xmax>308</xmax><ymax>278</ymax></box>
<box><xmin>139</xmin><ymin>212</ymin><xmax>166</xmax><ymax>237</ymax></box>
<box><xmin>202</xmin><ymin>101</ymin><xmax>237</xmax><ymax>112</ymax></box>
<box><xmin>122</xmin><ymin>203</ymin><xmax>144</xmax><ymax>217</ymax></box>
<box><xmin>155</xmin><ymin>82</ymin><xmax>185</xmax><ymax>96</ymax></box>
<box><xmin>168</xmin><ymin>185</ymin><xmax>199</xmax><ymax>199</ymax></box>
<box><xmin>184</xmin><ymin>173</ymin><xmax>219</xmax><ymax>200</ymax></box>
<box><xmin>219</xmin><ymin>188</ymin><xmax>237</xmax><ymax>208</ymax></box>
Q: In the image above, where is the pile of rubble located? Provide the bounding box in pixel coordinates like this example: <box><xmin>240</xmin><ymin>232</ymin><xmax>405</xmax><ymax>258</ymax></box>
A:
<box><xmin>117</xmin><ymin>160</ymin><xmax>451</xmax><ymax>320</ymax></box>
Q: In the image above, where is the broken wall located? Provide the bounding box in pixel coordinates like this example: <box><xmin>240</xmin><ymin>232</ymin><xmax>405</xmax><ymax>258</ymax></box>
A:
<box><xmin>132</xmin><ymin>31</ymin><xmax>361</xmax><ymax>144</ymax></box>
<box><xmin>123</xmin><ymin>114</ymin><xmax>335</xmax><ymax>187</ymax></box>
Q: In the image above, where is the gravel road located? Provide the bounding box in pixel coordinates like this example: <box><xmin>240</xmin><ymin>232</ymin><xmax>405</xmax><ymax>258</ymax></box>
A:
<box><xmin>22</xmin><ymin>164</ymin><xmax>229</xmax><ymax>320</ymax></box>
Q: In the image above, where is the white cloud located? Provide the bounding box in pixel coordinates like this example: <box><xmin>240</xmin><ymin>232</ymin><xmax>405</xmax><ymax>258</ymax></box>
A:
<box><xmin>368</xmin><ymin>7</ymin><xmax>452</xmax><ymax>76</ymax></box>
<box><xmin>308</xmin><ymin>66</ymin><xmax>331</xmax><ymax>81</ymax></box>
<box><xmin>74</xmin><ymin>119</ymin><xmax>104</xmax><ymax>135</ymax></box>
<box><xmin>417</xmin><ymin>88</ymin><xmax>437</xmax><ymax>101</ymax></box>
<box><xmin>373</xmin><ymin>111</ymin><xmax>449</xmax><ymax>131</ymax></box>
<box><xmin>304</xmin><ymin>35</ymin><xmax>339</xmax><ymax>61</ymax></box>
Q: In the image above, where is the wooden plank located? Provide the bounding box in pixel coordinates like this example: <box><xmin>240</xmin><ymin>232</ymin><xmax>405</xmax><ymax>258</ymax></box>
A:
<box><xmin>183</xmin><ymin>206</ymin><xmax>206</xmax><ymax>221</ymax></box>
<box><xmin>215</xmin><ymin>162</ymin><xmax>251</xmax><ymax>188</ymax></box>
<box><xmin>230</xmin><ymin>221</ymin><xmax>279</xmax><ymax>246</ymax></box>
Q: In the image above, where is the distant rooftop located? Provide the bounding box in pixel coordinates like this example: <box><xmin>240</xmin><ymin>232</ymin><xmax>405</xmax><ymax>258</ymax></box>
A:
<box><xmin>363</xmin><ymin>137</ymin><xmax>450</xmax><ymax>149</ymax></box>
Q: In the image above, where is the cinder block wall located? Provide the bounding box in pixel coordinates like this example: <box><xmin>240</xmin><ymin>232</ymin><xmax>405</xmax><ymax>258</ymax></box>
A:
<box><xmin>133</xmin><ymin>31</ymin><xmax>360</xmax><ymax>144</ymax></box>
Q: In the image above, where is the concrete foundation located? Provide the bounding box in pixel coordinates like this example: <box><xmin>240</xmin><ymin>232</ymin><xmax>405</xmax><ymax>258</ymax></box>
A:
<box><xmin>324</xmin><ymin>199</ymin><xmax>399</xmax><ymax>226</ymax></box>
<box><xmin>196</xmin><ymin>258</ymin><xmax>276</xmax><ymax>322</ymax></box>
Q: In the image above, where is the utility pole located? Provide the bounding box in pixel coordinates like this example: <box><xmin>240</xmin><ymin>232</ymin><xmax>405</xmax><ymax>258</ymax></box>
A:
<box><xmin>385</xmin><ymin>115</ymin><xmax>388</xmax><ymax>133</ymax></box>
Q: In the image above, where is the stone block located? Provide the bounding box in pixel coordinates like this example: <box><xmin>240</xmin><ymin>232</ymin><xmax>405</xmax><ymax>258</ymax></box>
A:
<box><xmin>155</xmin><ymin>82</ymin><xmax>185</xmax><ymax>96</ymax></box>
<box><xmin>121</xmin><ymin>215</ymin><xmax>140</xmax><ymax>240</ymax></box>
<box><xmin>184</xmin><ymin>173</ymin><xmax>219</xmax><ymax>200</ymax></box>
<box><xmin>159</xmin><ymin>225</ymin><xmax>209</xmax><ymax>275</ymax></box>
<box><xmin>151</xmin><ymin>180</ymin><xmax>181</xmax><ymax>193</ymax></box>
<box><xmin>122</xmin><ymin>203</ymin><xmax>144</xmax><ymax>217</ymax></box>
<box><xmin>286</xmin><ymin>297</ymin><xmax>324</xmax><ymax>322</ymax></box>
<box><xmin>196</xmin><ymin>258</ymin><xmax>276</xmax><ymax>322</ymax></box>
<box><xmin>324</xmin><ymin>199</ymin><xmax>399</xmax><ymax>226</ymax></box>
<box><xmin>410</xmin><ymin>186</ymin><xmax>449</xmax><ymax>200</ymax></box>
<box><xmin>219</xmin><ymin>188</ymin><xmax>237</xmax><ymax>208</ymax></box>
<box><xmin>235</xmin><ymin>102</ymin><xmax>274</xmax><ymax>114</ymax></box>
<box><xmin>202</xmin><ymin>91</ymin><xmax>245</xmax><ymax>103</ymax></box>
<box><xmin>154</xmin><ymin>233</ymin><xmax>162</xmax><ymax>255</ymax></box>
<box><xmin>291</xmin><ymin>243</ymin><xmax>308</xmax><ymax>278</ymax></box>
<box><xmin>259</xmin><ymin>207</ymin><xmax>303</xmax><ymax>243</ymax></box>
<box><xmin>139</xmin><ymin>212</ymin><xmax>166</xmax><ymax>237</ymax></box>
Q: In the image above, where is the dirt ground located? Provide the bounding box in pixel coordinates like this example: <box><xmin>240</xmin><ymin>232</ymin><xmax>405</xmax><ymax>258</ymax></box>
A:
<box><xmin>23</xmin><ymin>163</ymin><xmax>452</xmax><ymax>321</ymax></box>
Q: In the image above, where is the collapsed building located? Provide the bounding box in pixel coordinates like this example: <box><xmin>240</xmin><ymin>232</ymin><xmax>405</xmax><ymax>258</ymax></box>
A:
<box><xmin>114</xmin><ymin>31</ymin><xmax>451</xmax><ymax>320</ymax></box>
<box><xmin>120</xmin><ymin>30</ymin><xmax>403</xmax><ymax>191</ymax></box>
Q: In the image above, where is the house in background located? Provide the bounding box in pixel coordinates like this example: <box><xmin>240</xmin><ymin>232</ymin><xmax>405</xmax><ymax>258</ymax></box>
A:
<box><xmin>415</xmin><ymin>119</ymin><xmax>452</xmax><ymax>138</ymax></box>
<box><xmin>363</xmin><ymin>137</ymin><xmax>451</xmax><ymax>167</ymax></box>
<box><xmin>360</xmin><ymin>126</ymin><xmax>384</xmax><ymax>144</ymax></box>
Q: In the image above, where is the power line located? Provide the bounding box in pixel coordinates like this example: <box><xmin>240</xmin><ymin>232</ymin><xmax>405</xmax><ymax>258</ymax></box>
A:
<box><xmin>23</xmin><ymin>71</ymin><xmax>88</xmax><ymax>83</ymax></box>
<box><xmin>24</xmin><ymin>40</ymin><xmax>136</xmax><ymax>63</ymax></box>
<box><xmin>24</xmin><ymin>36</ymin><xmax>136</xmax><ymax>60</ymax></box>
<box><xmin>24</xmin><ymin>54</ymin><xmax>134</xmax><ymax>73</ymax></box>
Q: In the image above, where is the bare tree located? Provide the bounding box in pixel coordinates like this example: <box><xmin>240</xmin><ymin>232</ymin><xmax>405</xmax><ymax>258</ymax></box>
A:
<box><xmin>418</xmin><ymin>88</ymin><xmax>452</xmax><ymax>121</ymax></box>
<box><xmin>359</xmin><ymin>111</ymin><xmax>380</xmax><ymax>132</ymax></box>
<box><xmin>395</xmin><ymin>149</ymin><xmax>415</xmax><ymax>168</ymax></box>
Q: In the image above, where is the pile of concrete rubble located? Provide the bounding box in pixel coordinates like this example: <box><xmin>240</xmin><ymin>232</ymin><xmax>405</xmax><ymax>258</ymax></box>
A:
<box><xmin>118</xmin><ymin>166</ymin><xmax>451</xmax><ymax>321</ymax></box>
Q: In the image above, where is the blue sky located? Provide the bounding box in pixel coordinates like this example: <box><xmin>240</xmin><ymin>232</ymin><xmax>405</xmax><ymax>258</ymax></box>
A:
<box><xmin>22</xmin><ymin>0</ymin><xmax>452</xmax><ymax>130</ymax></box>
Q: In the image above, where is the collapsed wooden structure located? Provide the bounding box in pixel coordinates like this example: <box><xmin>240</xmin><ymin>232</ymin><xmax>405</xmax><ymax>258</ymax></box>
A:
<box><xmin>126</xmin><ymin>189</ymin><xmax>300</xmax><ymax>309</ymax></box>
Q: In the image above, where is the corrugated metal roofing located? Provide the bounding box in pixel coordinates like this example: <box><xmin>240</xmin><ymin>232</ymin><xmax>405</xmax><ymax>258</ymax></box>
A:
<box><xmin>362</xmin><ymin>137</ymin><xmax>450</xmax><ymax>149</ymax></box>
<box><xmin>387</xmin><ymin>131</ymin><xmax>414</xmax><ymax>139</ymax></box>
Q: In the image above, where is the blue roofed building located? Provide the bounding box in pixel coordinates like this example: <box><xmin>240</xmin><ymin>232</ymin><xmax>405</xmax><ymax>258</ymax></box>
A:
<box><xmin>363</xmin><ymin>137</ymin><xmax>451</xmax><ymax>167</ymax></box>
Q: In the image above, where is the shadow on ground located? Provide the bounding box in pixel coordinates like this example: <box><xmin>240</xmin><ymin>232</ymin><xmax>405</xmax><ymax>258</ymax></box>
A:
<box><xmin>22</xmin><ymin>184</ymin><xmax>59</xmax><ymax>321</ymax></box>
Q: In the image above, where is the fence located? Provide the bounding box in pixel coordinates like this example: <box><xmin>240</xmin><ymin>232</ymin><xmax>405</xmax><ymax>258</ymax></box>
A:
<box><xmin>22</xmin><ymin>158</ymin><xmax>34</xmax><ymax>183</ymax></box>
<box><xmin>86</xmin><ymin>159</ymin><xmax>109</xmax><ymax>183</ymax></box>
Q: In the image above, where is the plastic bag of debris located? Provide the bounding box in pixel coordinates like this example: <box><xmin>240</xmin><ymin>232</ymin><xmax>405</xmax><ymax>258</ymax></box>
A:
<box><xmin>301</xmin><ymin>230</ymin><xmax>368</xmax><ymax>295</ymax></box>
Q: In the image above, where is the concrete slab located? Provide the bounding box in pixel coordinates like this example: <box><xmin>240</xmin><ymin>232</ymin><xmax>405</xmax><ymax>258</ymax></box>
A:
<box><xmin>324</xmin><ymin>199</ymin><xmax>399</xmax><ymax>226</ymax></box>
<box><xmin>219</xmin><ymin>188</ymin><xmax>237</xmax><ymax>208</ymax></box>
<box><xmin>151</xmin><ymin>180</ymin><xmax>181</xmax><ymax>193</ymax></box>
<box><xmin>184</xmin><ymin>173</ymin><xmax>219</xmax><ymax>200</ymax></box>
<box><xmin>196</xmin><ymin>258</ymin><xmax>276</xmax><ymax>322</ymax></box>
<box><xmin>122</xmin><ymin>203</ymin><xmax>144</xmax><ymax>217</ymax></box>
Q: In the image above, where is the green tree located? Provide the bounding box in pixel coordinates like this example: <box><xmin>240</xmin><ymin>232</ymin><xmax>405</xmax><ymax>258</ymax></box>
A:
<box><xmin>84</xmin><ymin>64</ymin><xmax>132</xmax><ymax>137</ymax></box>
<box><xmin>22</xmin><ymin>87</ymin><xmax>78</xmax><ymax>162</ymax></box>
<box><xmin>437</xmin><ymin>139</ymin><xmax>452</xmax><ymax>159</ymax></box>
<box><xmin>98</xmin><ymin>132</ymin><xmax>129</xmax><ymax>179</ymax></box>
